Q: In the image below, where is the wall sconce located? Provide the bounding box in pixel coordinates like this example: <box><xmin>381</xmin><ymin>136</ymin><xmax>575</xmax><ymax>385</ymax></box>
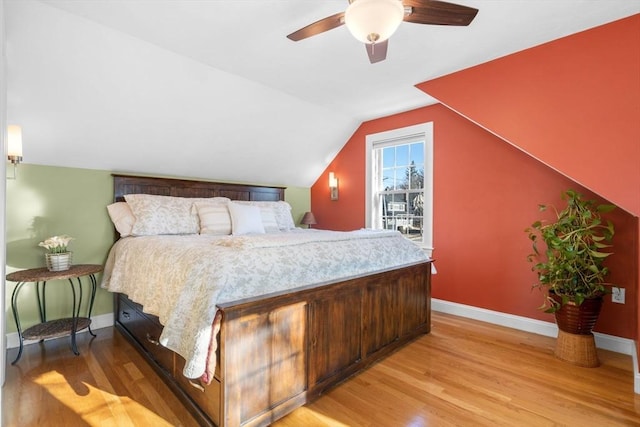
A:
<box><xmin>7</xmin><ymin>125</ymin><xmax>23</xmax><ymax>180</ymax></box>
<box><xmin>329</xmin><ymin>172</ymin><xmax>339</xmax><ymax>201</ymax></box>
<box><xmin>301</xmin><ymin>211</ymin><xmax>317</xmax><ymax>229</ymax></box>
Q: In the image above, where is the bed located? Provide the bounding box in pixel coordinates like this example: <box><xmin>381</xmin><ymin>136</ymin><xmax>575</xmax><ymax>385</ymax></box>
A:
<box><xmin>103</xmin><ymin>174</ymin><xmax>433</xmax><ymax>427</ymax></box>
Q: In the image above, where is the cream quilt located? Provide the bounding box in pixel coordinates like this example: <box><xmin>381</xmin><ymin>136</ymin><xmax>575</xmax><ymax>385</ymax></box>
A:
<box><xmin>101</xmin><ymin>229</ymin><xmax>429</xmax><ymax>379</ymax></box>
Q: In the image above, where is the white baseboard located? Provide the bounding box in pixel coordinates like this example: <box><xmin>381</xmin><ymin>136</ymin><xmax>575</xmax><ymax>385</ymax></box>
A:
<box><xmin>432</xmin><ymin>298</ymin><xmax>639</xmax><ymax>394</ymax></box>
<box><xmin>6</xmin><ymin>312</ymin><xmax>114</xmax><ymax>349</ymax></box>
<box><xmin>432</xmin><ymin>298</ymin><xmax>559</xmax><ymax>338</ymax></box>
<box><xmin>634</xmin><ymin>345</ymin><xmax>640</xmax><ymax>395</ymax></box>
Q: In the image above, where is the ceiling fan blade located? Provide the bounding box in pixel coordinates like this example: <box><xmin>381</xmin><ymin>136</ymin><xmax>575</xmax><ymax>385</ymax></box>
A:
<box><xmin>366</xmin><ymin>40</ymin><xmax>388</xmax><ymax>64</ymax></box>
<box><xmin>287</xmin><ymin>12</ymin><xmax>345</xmax><ymax>41</ymax></box>
<box><xmin>403</xmin><ymin>0</ymin><xmax>478</xmax><ymax>26</ymax></box>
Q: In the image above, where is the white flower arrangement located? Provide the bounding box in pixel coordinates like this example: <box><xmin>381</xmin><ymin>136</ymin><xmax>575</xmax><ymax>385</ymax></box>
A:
<box><xmin>38</xmin><ymin>235</ymin><xmax>74</xmax><ymax>254</ymax></box>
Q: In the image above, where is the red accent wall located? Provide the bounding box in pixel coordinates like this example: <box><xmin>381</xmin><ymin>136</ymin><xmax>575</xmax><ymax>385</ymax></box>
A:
<box><xmin>413</xmin><ymin>13</ymin><xmax>640</xmax><ymax>351</ymax></box>
<box><xmin>416</xmin><ymin>14</ymin><xmax>640</xmax><ymax>217</ymax></box>
<box><xmin>311</xmin><ymin>104</ymin><xmax>637</xmax><ymax>338</ymax></box>
<box><xmin>311</xmin><ymin>107</ymin><xmax>431</xmax><ymax>232</ymax></box>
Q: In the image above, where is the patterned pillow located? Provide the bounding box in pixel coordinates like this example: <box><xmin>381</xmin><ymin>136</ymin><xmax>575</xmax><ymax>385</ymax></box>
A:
<box><xmin>194</xmin><ymin>201</ymin><xmax>232</xmax><ymax>235</ymax></box>
<box><xmin>124</xmin><ymin>194</ymin><xmax>229</xmax><ymax>236</ymax></box>
<box><xmin>272</xmin><ymin>201</ymin><xmax>296</xmax><ymax>230</ymax></box>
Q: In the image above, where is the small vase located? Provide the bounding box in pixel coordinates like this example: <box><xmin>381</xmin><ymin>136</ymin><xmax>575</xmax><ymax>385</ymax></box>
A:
<box><xmin>45</xmin><ymin>252</ymin><xmax>73</xmax><ymax>272</ymax></box>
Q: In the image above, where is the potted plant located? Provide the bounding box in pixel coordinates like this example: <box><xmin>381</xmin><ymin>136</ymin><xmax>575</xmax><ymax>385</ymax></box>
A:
<box><xmin>39</xmin><ymin>235</ymin><xmax>74</xmax><ymax>271</ymax></box>
<box><xmin>526</xmin><ymin>190</ymin><xmax>615</xmax><ymax>366</ymax></box>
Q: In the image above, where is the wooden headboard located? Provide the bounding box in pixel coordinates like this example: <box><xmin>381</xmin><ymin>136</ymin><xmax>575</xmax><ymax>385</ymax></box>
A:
<box><xmin>113</xmin><ymin>174</ymin><xmax>285</xmax><ymax>202</ymax></box>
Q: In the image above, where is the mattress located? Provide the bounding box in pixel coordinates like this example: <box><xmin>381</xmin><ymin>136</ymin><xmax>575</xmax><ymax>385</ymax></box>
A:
<box><xmin>101</xmin><ymin>229</ymin><xmax>429</xmax><ymax>379</ymax></box>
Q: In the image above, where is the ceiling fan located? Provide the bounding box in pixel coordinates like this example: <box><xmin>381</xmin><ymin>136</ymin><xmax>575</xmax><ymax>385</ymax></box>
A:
<box><xmin>287</xmin><ymin>0</ymin><xmax>478</xmax><ymax>63</ymax></box>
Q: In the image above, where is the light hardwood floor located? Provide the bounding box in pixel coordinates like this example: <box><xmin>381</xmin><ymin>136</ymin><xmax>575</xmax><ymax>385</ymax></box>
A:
<box><xmin>3</xmin><ymin>312</ymin><xmax>639</xmax><ymax>426</ymax></box>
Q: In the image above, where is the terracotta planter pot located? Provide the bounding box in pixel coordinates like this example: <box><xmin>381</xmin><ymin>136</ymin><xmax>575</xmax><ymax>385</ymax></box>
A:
<box><xmin>550</xmin><ymin>292</ymin><xmax>603</xmax><ymax>335</ymax></box>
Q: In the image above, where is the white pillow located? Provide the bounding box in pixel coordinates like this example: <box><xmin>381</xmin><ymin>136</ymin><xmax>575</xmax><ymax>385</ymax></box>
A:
<box><xmin>236</xmin><ymin>201</ymin><xmax>295</xmax><ymax>231</ymax></box>
<box><xmin>228</xmin><ymin>202</ymin><xmax>265</xmax><ymax>235</ymax></box>
<box><xmin>194</xmin><ymin>201</ymin><xmax>232</xmax><ymax>235</ymax></box>
<box><xmin>106</xmin><ymin>202</ymin><xmax>135</xmax><ymax>237</ymax></box>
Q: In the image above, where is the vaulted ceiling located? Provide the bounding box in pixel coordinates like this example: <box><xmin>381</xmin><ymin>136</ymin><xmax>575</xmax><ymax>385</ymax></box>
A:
<box><xmin>6</xmin><ymin>0</ymin><xmax>639</xmax><ymax>187</ymax></box>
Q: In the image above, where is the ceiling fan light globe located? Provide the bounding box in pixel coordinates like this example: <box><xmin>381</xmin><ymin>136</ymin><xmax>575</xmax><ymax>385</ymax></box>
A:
<box><xmin>345</xmin><ymin>0</ymin><xmax>404</xmax><ymax>44</ymax></box>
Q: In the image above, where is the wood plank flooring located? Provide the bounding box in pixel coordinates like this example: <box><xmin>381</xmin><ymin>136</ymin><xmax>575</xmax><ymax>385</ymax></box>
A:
<box><xmin>3</xmin><ymin>312</ymin><xmax>639</xmax><ymax>426</ymax></box>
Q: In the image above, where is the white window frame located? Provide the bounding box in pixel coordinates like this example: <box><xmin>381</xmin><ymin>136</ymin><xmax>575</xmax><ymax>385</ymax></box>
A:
<box><xmin>365</xmin><ymin>122</ymin><xmax>434</xmax><ymax>257</ymax></box>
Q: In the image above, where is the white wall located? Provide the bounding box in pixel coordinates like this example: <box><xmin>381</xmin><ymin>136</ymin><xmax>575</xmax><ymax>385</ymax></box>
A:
<box><xmin>1</xmin><ymin>0</ymin><xmax>8</xmax><ymax>387</ymax></box>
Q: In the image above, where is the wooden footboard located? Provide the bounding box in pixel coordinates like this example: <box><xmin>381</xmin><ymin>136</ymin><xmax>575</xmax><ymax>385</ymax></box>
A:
<box><xmin>115</xmin><ymin>260</ymin><xmax>432</xmax><ymax>427</ymax></box>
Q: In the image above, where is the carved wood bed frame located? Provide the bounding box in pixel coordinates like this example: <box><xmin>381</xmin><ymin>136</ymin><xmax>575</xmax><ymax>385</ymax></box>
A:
<box><xmin>111</xmin><ymin>174</ymin><xmax>432</xmax><ymax>427</ymax></box>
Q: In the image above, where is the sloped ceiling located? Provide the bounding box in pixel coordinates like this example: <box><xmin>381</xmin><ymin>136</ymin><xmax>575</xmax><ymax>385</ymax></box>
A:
<box><xmin>417</xmin><ymin>14</ymin><xmax>640</xmax><ymax>215</ymax></box>
<box><xmin>5</xmin><ymin>0</ymin><xmax>640</xmax><ymax>187</ymax></box>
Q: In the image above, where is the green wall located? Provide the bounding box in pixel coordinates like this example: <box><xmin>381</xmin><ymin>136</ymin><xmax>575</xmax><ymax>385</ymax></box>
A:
<box><xmin>285</xmin><ymin>185</ymin><xmax>311</xmax><ymax>227</ymax></box>
<box><xmin>5</xmin><ymin>164</ymin><xmax>310</xmax><ymax>333</ymax></box>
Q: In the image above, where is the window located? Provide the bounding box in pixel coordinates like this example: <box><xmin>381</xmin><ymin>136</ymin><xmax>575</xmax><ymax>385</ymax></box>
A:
<box><xmin>365</xmin><ymin>123</ymin><xmax>433</xmax><ymax>256</ymax></box>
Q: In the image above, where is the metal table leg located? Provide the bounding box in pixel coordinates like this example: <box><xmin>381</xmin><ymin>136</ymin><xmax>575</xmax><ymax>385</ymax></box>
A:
<box><xmin>11</xmin><ymin>282</ymin><xmax>27</xmax><ymax>365</ymax></box>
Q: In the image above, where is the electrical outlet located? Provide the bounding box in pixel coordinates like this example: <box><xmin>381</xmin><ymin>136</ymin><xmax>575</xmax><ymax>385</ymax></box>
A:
<box><xmin>612</xmin><ymin>287</ymin><xmax>625</xmax><ymax>304</ymax></box>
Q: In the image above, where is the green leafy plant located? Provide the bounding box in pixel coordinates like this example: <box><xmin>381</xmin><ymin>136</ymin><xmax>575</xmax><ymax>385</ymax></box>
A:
<box><xmin>526</xmin><ymin>190</ymin><xmax>615</xmax><ymax>312</ymax></box>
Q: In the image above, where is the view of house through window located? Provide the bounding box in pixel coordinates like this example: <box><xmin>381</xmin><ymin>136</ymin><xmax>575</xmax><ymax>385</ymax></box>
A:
<box><xmin>366</xmin><ymin>122</ymin><xmax>433</xmax><ymax>255</ymax></box>
<box><xmin>377</xmin><ymin>142</ymin><xmax>424</xmax><ymax>243</ymax></box>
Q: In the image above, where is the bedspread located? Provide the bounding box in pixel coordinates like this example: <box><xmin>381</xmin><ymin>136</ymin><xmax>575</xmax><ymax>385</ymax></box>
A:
<box><xmin>101</xmin><ymin>229</ymin><xmax>429</xmax><ymax>379</ymax></box>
